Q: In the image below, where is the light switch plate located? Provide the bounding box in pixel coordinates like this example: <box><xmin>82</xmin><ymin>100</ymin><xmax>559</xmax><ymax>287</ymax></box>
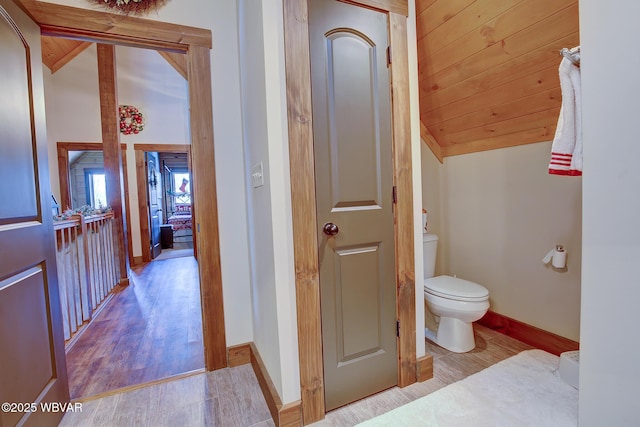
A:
<box><xmin>251</xmin><ymin>162</ymin><xmax>264</xmax><ymax>188</ymax></box>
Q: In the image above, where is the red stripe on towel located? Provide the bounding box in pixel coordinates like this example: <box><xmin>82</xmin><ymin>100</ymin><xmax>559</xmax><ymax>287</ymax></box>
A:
<box><xmin>551</xmin><ymin>152</ymin><xmax>573</xmax><ymax>158</ymax></box>
<box><xmin>549</xmin><ymin>153</ymin><xmax>581</xmax><ymax>176</ymax></box>
<box><xmin>549</xmin><ymin>168</ymin><xmax>582</xmax><ymax>176</ymax></box>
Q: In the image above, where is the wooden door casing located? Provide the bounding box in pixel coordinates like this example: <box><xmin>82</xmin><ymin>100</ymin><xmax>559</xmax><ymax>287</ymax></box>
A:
<box><xmin>309</xmin><ymin>0</ymin><xmax>398</xmax><ymax>411</ymax></box>
<box><xmin>19</xmin><ymin>0</ymin><xmax>224</xmax><ymax>371</ymax></box>
<box><xmin>284</xmin><ymin>0</ymin><xmax>416</xmax><ymax>422</ymax></box>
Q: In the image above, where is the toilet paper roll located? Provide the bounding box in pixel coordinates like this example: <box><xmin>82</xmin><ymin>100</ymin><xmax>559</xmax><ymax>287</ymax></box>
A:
<box><xmin>542</xmin><ymin>245</ymin><xmax>567</xmax><ymax>269</ymax></box>
<box><xmin>552</xmin><ymin>249</ymin><xmax>567</xmax><ymax>269</ymax></box>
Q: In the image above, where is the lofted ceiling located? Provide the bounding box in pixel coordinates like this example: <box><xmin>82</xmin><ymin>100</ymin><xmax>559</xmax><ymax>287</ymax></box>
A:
<box><xmin>416</xmin><ymin>0</ymin><xmax>580</xmax><ymax>161</ymax></box>
<box><xmin>40</xmin><ymin>36</ymin><xmax>187</xmax><ymax>79</ymax></box>
<box><xmin>42</xmin><ymin>0</ymin><xmax>580</xmax><ymax>161</ymax></box>
<box><xmin>41</xmin><ymin>36</ymin><xmax>92</xmax><ymax>73</ymax></box>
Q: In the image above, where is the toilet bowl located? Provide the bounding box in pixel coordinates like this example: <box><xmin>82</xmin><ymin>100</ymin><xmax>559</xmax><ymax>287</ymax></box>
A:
<box><xmin>423</xmin><ymin>234</ymin><xmax>490</xmax><ymax>353</ymax></box>
<box><xmin>424</xmin><ymin>275</ymin><xmax>489</xmax><ymax>353</ymax></box>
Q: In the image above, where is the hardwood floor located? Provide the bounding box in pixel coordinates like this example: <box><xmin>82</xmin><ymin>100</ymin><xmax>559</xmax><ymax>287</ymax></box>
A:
<box><xmin>65</xmin><ymin>256</ymin><xmax>204</xmax><ymax>399</ymax></box>
<box><xmin>61</xmin><ymin>324</ymin><xmax>535</xmax><ymax>426</ymax></box>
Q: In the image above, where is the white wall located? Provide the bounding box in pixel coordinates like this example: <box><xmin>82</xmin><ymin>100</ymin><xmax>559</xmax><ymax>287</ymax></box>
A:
<box><xmin>579</xmin><ymin>0</ymin><xmax>640</xmax><ymax>424</ymax></box>
<box><xmin>422</xmin><ymin>143</ymin><xmax>583</xmax><ymax>341</ymax></box>
<box><xmin>439</xmin><ymin>142</ymin><xmax>582</xmax><ymax>341</ymax></box>
<box><xmin>408</xmin><ymin>0</ymin><xmax>426</xmax><ymax>359</ymax></box>
<box><xmin>421</xmin><ymin>146</ymin><xmax>445</xmax><ymax>274</ymax></box>
<box><xmin>238</xmin><ymin>0</ymin><xmax>300</xmax><ymax>404</ymax></box>
<box><xmin>43</xmin><ymin>45</ymin><xmax>101</xmax><ymax>201</ymax></box>
<box><xmin>41</xmin><ymin>0</ymin><xmax>254</xmax><ymax>347</ymax></box>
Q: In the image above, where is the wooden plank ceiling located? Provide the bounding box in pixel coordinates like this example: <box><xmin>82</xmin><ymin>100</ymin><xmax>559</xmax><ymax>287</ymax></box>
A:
<box><xmin>43</xmin><ymin>1</ymin><xmax>580</xmax><ymax>160</ymax></box>
<box><xmin>416</xmin><ymin>0</ymin><xmax>580</xmax><ymax>160</ymax></box>
<box><xmin>41</xmin><ymin>36</ymin><xmax>91</xmax><ymax>73</ymax></box>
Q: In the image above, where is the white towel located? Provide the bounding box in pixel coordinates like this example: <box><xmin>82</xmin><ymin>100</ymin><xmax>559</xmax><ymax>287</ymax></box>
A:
<box><xmin>549</xmin><ymin>57</ymin><xmax>582</xmax><ymax>176</ymax></box>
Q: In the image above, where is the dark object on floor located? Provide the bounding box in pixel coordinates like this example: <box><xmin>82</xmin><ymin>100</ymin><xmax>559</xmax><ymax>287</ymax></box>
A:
<box><xmin>160</xmin><ymin>224</ymin><xmax>173</xmax><ymax>249</ymax></box>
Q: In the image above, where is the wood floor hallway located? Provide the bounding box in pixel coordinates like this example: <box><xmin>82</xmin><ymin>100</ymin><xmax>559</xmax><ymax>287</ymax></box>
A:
<box><xmin>60</xmin><ymin>324</ymin><xmax>536</xmax><ymax>426</ymax></box>
<box><xmin>65</xmin><ymin>256</ymin><xmax>204</xmax><ymax>399</ymax></box>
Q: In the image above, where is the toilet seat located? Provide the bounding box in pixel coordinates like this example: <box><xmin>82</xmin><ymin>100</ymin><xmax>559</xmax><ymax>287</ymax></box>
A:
<box><xmin>424</xmin><ymin>275</ymin><xmax>489</xmax><ymax>302</ymax></box>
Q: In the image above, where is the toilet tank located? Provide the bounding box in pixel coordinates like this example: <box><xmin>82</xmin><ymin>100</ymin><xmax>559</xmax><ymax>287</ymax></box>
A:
<box><xmin>423</xmin><ymin>234</ymin><xmax>438</xmax><ymax>279</ymax></box>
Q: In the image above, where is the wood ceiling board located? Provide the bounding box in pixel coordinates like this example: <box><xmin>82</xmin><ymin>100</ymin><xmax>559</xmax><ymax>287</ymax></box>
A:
<box><xmin>443</xmin><ymin>107</ymin><xmax>560</xmax><ymax>145</ymax></box>
<box><xmin>415</xmin><ymin>0</ymin><xmax>579</xmax><ymax>156</ymax></box>
<box><xmin>422</xmin><ymin>65</ymin><xmax>561</xmax><ymax>125</ymax></box>
<box><xmin>420</xmin><ymin>32</ymin><xmax>579</xmax><ymax>111</ymax></box>
<box><xmin>415</xmin><ymin>0</ymin><xmax>437</xmax><ymax>16</ymax></box>
<box><xmin>441</xmin><ymin>126</ymin><xmax>555</xmax><ymax>157</ymax></box>
<box><xmin>41</xmin><ymin>36</ymin><xmax>92</xmax><ymax>73</ymax></box>
<box><xmin>418</xmin><ymin>12</ymin><xmax>578</xmax><ymax>103</ymax></box>
<box><xmin>429</xmin><ymin>88</ymin><xmax>561</xmax><ymax>141</ymax></box>
<box><xmin>421</xmin><ymin>0</ymin><xmax>524</xmax><ymax>55</ymax></box>
<box><xmin>420</xmin><ymin>25</ymin><xmax>576</xmax><ymax>122</ymax></box>
<box><xmin>420</xmin><ymin>1</ymin><xmax>578</xmax><ymax>78</ymax></box>
<box><xmin>416</xmin><ymin>0</ymin><xmax>475</xmax><ymax>40</ymax></box>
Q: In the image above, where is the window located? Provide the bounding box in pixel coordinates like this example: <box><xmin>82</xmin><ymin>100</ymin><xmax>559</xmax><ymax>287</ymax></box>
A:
<box><xmin>172</xmin><ymin>172</ymin><xmax>191</xmax><ymax>204</ymax></box>
<box><xmin>85</xmin><ymin>169</ymin><xmax>107</xmax><ymax>208</ymax></box>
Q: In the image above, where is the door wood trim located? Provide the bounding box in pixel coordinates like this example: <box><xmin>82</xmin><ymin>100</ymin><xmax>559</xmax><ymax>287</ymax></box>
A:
<box><xmin>389</xmin><ymin>12</ymin><xmax>416</xmax><ymax>388</ymax></box>
<box><xmin>338</xmin><ymin>0</ymin><xmax>408</xmax><ymax>16</ymax></box>
<box><xmin>15</xmin><ymin>0</ymin><xmax>211</xmax><ymax>50</ymax></box>
<box><xmin>283</xmin><ymin>0</ymin><xmax>325</xmax><ymax>422</ymax></box>
<box><xmin>187</xmin><ymin>44</ymin><xmax>227</xmax><ymax>369</ymax></box>
<box><xmin>133</xmin><ymin>144</ymin><xmax>192</xmax><ymax>264</ymax></box>
<box><xmin>283</xmin><ymin>1</ymin><xmax>415</xmax><ymax>423</ymax></box>
<box><xmin>25</xmin><ymin>0</ymin><xmax>226</xmax><ymax>371</ymax></box>
<box><xmin>416</xmin><ymin>354</ymin><xmax>434</xmax><ymax>382</ymax></box>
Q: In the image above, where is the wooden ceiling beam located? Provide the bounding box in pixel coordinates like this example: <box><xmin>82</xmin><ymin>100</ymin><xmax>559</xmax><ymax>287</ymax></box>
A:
<box><xmin>339</xmin><ymin>0</ymin><xmax>408</xmax><ymax>16</ymax></box>
<box><xmin>15</xmin><ymin>0</ymin><xmax>211</xmax><ymax>51</ymax></box>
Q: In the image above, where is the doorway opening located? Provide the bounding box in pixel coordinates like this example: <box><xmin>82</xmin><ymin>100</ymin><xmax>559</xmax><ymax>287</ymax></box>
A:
<box><xmin>45</xmin><ymin>36</ymin><xmax>217</xmax><ymax>397</ymax></box>
<box><xmin>55</xmin><ymin>143</ymin><xmax>204</xmax><ymax>399</ymax></box>
<box><xmin>137</xmin><ymin>147</ymin><xmax>196</xmax><ymax>263</ymax></box>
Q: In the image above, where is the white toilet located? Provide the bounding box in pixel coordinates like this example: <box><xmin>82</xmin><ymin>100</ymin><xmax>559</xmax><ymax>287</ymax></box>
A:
<box><xmin>423</xmin><ymin>234</ymin><xmax>490</xmax><ymax>353</ymax></box>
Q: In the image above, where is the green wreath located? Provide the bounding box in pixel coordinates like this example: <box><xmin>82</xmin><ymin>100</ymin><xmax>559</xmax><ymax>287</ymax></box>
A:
<box><xmin>91</xmin><ymin>0</ymin><xmax>168</xmax><ymax>15</ymax></box>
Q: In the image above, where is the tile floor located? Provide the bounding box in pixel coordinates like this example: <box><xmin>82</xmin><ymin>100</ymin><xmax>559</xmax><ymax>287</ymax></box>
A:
<box><xmin>60</xmin><ymin>325</ymin><xmax>534</xmax><ymax>427</ymax></box>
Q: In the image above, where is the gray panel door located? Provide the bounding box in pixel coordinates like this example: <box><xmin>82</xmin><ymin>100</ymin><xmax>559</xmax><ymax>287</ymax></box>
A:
<box><xmin>0</xmin><ymin>1</ymin><xmax>70</xmax><ymax>426</ymax></box>
<box><xmin>309</xmin><ymin>0</ymin><xmax>397</xmax><ymax>411</ymax></box>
